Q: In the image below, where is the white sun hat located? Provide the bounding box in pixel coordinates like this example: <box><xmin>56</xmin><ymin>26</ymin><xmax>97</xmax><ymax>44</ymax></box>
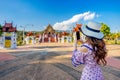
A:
<box><xmin>81</xmin><ymin>21</ymin><xmax>104</xmax><ymax>39</ymax></box>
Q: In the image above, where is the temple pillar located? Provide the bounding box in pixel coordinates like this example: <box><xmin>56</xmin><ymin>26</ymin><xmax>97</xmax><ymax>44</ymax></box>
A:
<box><xmin>48</xmin><ymin>37</ymin><xmax>51</xmax><ymax>43</ymax></box>
<box><xmin>25</xmin><ymin>36</ymin><xmax>29</xmax><ymax>44</ymax></box>
<box><xmin>69</xmin><ymin>36</ymin><xmax>72</xmax><ymax>43</ymax></box>
<box><xmin>61</xmin><ymin>36</ymin><xmax>64</xmax><ymax>43</ymax></box>
<box><xmin>38</xmin><ymin>34</ymin><xmax>41</xmax><ymax>43</ymax></box>
<box><xmin>73</xmin><ymin>32</ymin><xmax>76</xmax><ymax>42</ymax></box>
<box><xmin>2</xmin><ymin>32</ymin><xmax>5</xmax><ymax>48</ymax></box>
<box><xmin>0</xmin><ymin>34</ymin><xmax>4</xmax><ymax>49</ymax></box>
<box><xmin>54</xmin><ymin>34</ymin><xmax>57</xmax><ymax>42</ymax></box>
<box><xmin>11</xmin><ymin>32</ymin><xmax>17</xmax><ymax>49</ymax></box>
<box><xmin>73</xmin><ymin>32</ymin><xmax>77</xmax><ymax>47</ymax></box>
<box><xmin>66</xmin><ymin>36</ymin><xmax>69</xmax><ymax>43</ymax></box>
<box><xmin>42</xmin><ymin>34</ymin><xmax>44</xmax><ymax>43</ymax></box>
<box><xmin>31</xmin><ymin>37</ymin><xmax>35</xmax><ymax>44</ymax></box>
<box><xmin>58</xmin><ymin>37</ymin><xmax>61</xmax><ymax>43</ymax></box>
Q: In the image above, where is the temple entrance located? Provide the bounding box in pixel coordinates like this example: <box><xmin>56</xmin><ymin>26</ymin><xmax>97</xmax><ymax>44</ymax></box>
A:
<box><xmin>2</xmin><ymin>22</ymin><xmax>17</xmax><ymax>48</ymax></box>
<box><xmin>41</xmin><ymin>24</ymin><xmax>57</xmax><ymax>43</ymax></box>
<box><xmin>38</xmin><ymin>24</ymin><xmax>72</xmax><ymax>43</ymax></box>
<box><xmin>48</xmin><ymin>32</ymin><xmax>50</xmax><ymax>36</ymax></box>
<box><xmin>5</xmin><ymin>33</ymin><xmax>11</xmax><ymax>48</ymax></box>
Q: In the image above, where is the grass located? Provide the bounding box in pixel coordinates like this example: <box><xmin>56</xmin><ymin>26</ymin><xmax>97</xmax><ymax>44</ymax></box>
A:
<box><xmin>105</xmin><ymin>40</ymin><xmax>120</xmax><ymax>45</ymax></box>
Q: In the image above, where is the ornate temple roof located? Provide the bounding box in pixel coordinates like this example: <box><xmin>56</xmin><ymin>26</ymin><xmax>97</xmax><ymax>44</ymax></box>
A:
<box><xmin>44</xmin><ymin>24</ymin><xmax>55</xmax><ymax>33</ymax></box>
<box><xmin>40</xmin><ymin>24</ymin><xmax>70</xmax><ymax>37</ymax></box>
<box><xmin>26</xmin><ymin>32</ymin><xmax>33</xmax><ymax>36</ymax></box>
<box><xmin>2</xmin><ymin>22</ymin><xmax>17</xmax><ymax>32</ymax></box>
<box><xmin>72</xmin><ymin>24</ymin><xmax>82</xmax><ymax>32</ymax></box>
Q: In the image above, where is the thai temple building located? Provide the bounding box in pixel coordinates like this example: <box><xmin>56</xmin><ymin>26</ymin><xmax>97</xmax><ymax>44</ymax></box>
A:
<box><xmin>24</xmin><ymin>24</ymin><xmax>83</xmax><ymax>44</ymax></box>
<box><xmin>25</xmin><ymin>32</ymin><xmax>36</xmax><ymax>44</ymax></box>
<box><xmin>0</xmin><ymin>22</ymin><xmax>17</xmax><ymax>49</ymax></box>
<box><xmin>38</xmin><ymin>24</ymin><xmax>72</xmax><ymax>43</ymax></box>
<box><xmin>25</xmin><ymin>31</ymin><xmax>42</xmax><ymax>44</ymax></box>
<box><xmin>40</xmin><ymin>24</ymin><xmax>57</xmax><ymax>43</ymax></box>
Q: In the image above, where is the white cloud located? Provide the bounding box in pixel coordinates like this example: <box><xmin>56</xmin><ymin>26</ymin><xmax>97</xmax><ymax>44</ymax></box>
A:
<box><xmin>53</xmin><ymin>11</ymin><xmax>99</xmax><ymax>30</ymax></box>
<box><xmin>83</xmin><ymin>12</ymin><xmax>95</xmax><ymax>21</ymax></box>
<box><xmin>96</xmin><ymin>14</ymin><xmax>101</xmax><ymax>18</ymax></box>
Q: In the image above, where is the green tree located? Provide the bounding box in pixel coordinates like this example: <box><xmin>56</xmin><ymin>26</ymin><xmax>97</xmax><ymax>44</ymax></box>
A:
<box><xmin>0</xmin><ymin>24</ymin><xmax>3</xmax><ymax>36</ymax></box>
<box><xmin>101</xmin><ymin>23</ymin><xmax>110</xmax><ymax>38</ymax></box>
<box><xmin>17</xmin><ymin>31</ymin><xmax>24</xmax><ymax>46</ymax></box>
<box><xmin>118</xmin><ymin>32</ymin><xmax>120</xmax><ymax>39</ymax></box>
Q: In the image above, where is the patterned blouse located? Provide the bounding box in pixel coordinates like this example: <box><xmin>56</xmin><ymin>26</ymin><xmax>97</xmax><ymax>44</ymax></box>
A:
<box><xmin>71</xmin><ymin>43</ymin><xmax>104</xmax><ymax>80</ymax></box>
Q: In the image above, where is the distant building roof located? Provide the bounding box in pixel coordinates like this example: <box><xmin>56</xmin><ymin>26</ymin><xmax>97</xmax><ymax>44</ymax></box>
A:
<box><xmin>4</xmin><ymin>23</ymin><xmax>12</xmax><ymax>28</ymax></box>
<box><xmin>26</xmin><ymin>32</ymin><xmax>33</xmax><ymax>36</ymax></box>
<box><xmin>44</xmin><ymin>24</ymin><xmax>55</xmax><ymax>33</ymax></box>
<box><xmin>2</xmin><ymin>22</ymin><xmax>17</xmax><ymax>32</ymax></box>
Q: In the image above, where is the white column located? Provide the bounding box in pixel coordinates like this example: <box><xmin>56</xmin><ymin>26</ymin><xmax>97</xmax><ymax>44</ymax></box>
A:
<box><xmin>1</xmin><ymin>33</ymin><xmax>5</xmax><ymax>48</ymax></box>
<box><xmin>66</xmin><ymin>36</ymin><xmax>69</xmax><ymax>43</ymax></box>
<box><xmin>58</xmin><ymin>37</ymin><xmax>61</xmax><ymax>43</ymax></box>
<box><xmin>26</xmin><ymin>36</ymin><xmax>29</xmax><ymax>44</ymax></box>
<box><xmin>11</xmin><ymin>32</ymin><xmax>17</xmax><ymax>49</ymax></box>
<box><xmin>42</xmin><ymin>34</ymin><xmax>44</xmax><ymax>43</ymax></box>
<box><xmin>0</xmin><ymin>36</ymin><xmax>4</xmax><ymax>49</ymax></box>
<box><xmin>61</xmin><ymin>36</ymin><xmax>64</xmax><ymax>43</ymax></box>
<box><xmin>31</xmin><ymin>37</ymin><xmax>34</xmax><ymax>44</ymax></box>
<box><xmin>38</xmin><ymin>35</ymin><xmax>41</xmax><ymax>43</ymax></box>
<box><xmin>73</xmin><ymin>32</ymin><xmax>76</xmax><ymax>42</ymax></box>
<box><xmin>33</xmin><ymin>37</ymin><xmax>36</xmax><ymax>44</ymax></box>
<box><xmin>69</xmin><ymin>36</ymin><xmax>72</xmax><ymax>43</ymax></box>
<box><xmin>48</xmin><ymin>37</ymin><xmax>51</xmax><ymax>43</ymax></box>
<box><xmin>3</xmin><ymin>32</ymin><xmax>5</xmax><ymax>48</ymax></box>
<box><xmin>54</xmin><ymin>34</ymin><xmax>57</xmax><ymax>42</ymax></box>
<box><xmin>73</xmin><ymin>32</ymin><xmax>77</xmax><ymax>47</ymax></box>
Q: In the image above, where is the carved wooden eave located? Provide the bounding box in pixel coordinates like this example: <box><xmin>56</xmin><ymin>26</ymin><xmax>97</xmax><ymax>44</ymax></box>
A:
<box><xmin>2</xmin><ymin>22</ymin><xmax>17</xmax><ymax>32</ymax></box>
<box><xmin>44</xmin><ymin>24</ymin><xmax>55</xmax><ymax>34</ymax></box>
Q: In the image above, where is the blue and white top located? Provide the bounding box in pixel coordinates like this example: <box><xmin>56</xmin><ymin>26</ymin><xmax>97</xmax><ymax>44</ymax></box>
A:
<box><xmin>71</xmin><ymin>43</ymin><xmax>104</xmax><ymax>80</ymax></box>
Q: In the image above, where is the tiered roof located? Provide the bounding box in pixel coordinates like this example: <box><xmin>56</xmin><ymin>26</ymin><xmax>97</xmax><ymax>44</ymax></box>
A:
<box><xmin>44</xmin><ymin>24</ymin><xmax>55</xmax><ymax>33</ymax></box>
<box><xmin>26</xmin><ymin>32</ymin><xmax>33</xmax><ymax>36</ymax></box>
<box><xmin>2</xmin><ymin>22</ymin><xmax>17</xmax><ymax>32</ymax></box>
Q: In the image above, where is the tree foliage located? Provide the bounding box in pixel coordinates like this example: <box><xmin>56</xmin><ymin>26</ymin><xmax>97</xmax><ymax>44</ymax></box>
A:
<box><xmin>101</xmin><ymin>23</ymin><xmax>110</xmax><ymax>38</ymax></box>
<box><xmin>16</xmin><ymin>31</ymin><xmax>24</xmax><ymax>45</ymax></box>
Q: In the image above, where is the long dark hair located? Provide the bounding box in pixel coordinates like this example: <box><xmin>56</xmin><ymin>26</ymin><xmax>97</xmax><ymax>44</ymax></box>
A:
<box><xmin>87</xmin><ymin>37</ymin><xmax>107</xmax><ymax>65</ymax></box>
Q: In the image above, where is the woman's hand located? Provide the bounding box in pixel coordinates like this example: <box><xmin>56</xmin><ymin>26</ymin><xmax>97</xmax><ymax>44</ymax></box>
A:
<box><xmin>78</xmin><ymin>39</ymin><xmax>84</xmax><ymax>44</ymax></box>
<box><xmin>74</xmin><ymin>38</ymin><xmax>85</xmax><ymax>50</ymax></box>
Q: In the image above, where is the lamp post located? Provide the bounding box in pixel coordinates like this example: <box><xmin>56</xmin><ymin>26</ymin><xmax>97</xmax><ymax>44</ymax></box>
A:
<box><xmin>20</xmin><ymin>26</ymin><xmax>25</xmax><ymax>44</ymax></box>
<box><xmin>20</xmin><ymin>24</ymin><xmax>34</xmax><ymax>44</ymax></box>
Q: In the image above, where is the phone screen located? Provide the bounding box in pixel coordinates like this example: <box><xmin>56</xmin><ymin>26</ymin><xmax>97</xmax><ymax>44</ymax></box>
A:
<box><xmin>76</xmin><ymin>31</ymin><xmax>80</xmax><ymax>40</ymax></box>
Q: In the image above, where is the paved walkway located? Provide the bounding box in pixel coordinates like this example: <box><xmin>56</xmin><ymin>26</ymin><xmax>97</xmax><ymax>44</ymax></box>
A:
<box><xmin>0</xmin><ymin>43</ymin><xmax>120</xmax><ymax>80</ymax></box>
<box><xmin>1</xmin><ymin>43</ymin><xmax>120</xmax><ymax>69</ymax></box>
<box><xmin>0</xmin><ymin>52</ymin><xmax>120</xmax><ymax>69</ymax></box>
<box><xmin>0</xmin><ymin>52</ymin><xmax>16</xmax><ymax>62</ymax></box>
<box><xmin>106</xmin><ymin>57</ymin><xmax>120</xmax><ymax>69</ymax></box>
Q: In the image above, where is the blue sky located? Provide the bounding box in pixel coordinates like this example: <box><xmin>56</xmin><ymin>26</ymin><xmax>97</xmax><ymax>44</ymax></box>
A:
<box><xmin>0</xmin><ymin>0</ymin><xmax>120</xmax><ymax>32</ymax></box>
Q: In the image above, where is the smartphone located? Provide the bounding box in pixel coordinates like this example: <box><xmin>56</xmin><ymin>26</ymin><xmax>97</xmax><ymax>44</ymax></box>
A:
<box><xmin>76</xmin><ymin>31</ymin><xmax>80</xmax><ymax>40</ymax></box>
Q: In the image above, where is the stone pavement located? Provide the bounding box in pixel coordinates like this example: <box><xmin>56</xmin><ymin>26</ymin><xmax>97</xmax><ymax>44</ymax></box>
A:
<box><xmin>1</xmin><ymin>43</ymin><xmax>119</xmax><ymax>69</ymax></box>
<box><xmin>0</xmin><ymin>43</ymin><xmax>120</xmax><ymax>80</ymax></box>
<box><xmin>0</xmin><ymin>52</ymin><xmax>16</xmax><ymax>62</ymax></box>
<box><xmin>106</xmin><ymin>57</ymin><xmax>120</xmax><ymax>69</ymax></box>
